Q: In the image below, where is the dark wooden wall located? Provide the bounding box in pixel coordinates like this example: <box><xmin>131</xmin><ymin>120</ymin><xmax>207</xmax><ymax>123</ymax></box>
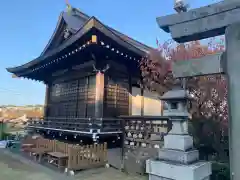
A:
<box><xmin>103</xmin><ymin>73</ymin><xmax>130</xmax><ymax>117</ymax></box>
<box><xmin>44</xmin><ymin>59</ymin><xmax>139</xmax><ymax>120</ymax></box>
<box><xmin>103</xmin><ymin>60</ymin><xmax>132</xmax><ymax>117</ymax></box>
<box><xmin>46</xmin><ymin>75</ymin><xmax>96</xmax><ymax>118</ymax></box>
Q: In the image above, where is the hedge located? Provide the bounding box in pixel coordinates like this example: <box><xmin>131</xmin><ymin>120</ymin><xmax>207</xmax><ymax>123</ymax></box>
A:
<box><xmin>211</xmin><ymin>162</ymin><xmax>230</xmax><ymax>180</ymax></box>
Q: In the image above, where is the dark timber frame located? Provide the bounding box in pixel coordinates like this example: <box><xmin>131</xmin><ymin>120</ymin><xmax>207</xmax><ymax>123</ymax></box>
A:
<box><xmin>7</xmin><ymin>8</ymin><xmax>153</xmax><ymax>143</ymax></box>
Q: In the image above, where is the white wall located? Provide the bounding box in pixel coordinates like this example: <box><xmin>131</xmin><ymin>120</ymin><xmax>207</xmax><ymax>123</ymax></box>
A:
<box><xmin>131</xmin><ymin>87</ymin><xmax>142</xmax><ymax>115</ymax></box>
<box><xmin>130</xmin><ymin>87</ymin><xmax>162</xmax><ymax>116</ymax></box>
<box><xmin>143</xmin><ymin>90</ymin><xmax>162</xmax><ymax>116</ymax></box>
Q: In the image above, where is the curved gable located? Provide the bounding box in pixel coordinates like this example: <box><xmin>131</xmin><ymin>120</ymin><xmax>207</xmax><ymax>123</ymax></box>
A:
<box><xmin>41</xmin><ymin>9</ymin><xmax>89</xmax><ymax>56</ymax></box>
<box><xmin>42</xmin><ymin>8</ymin><xmax>152</xmax><ymax>56</ymax></box>
<box><xmin>6</xmin><ymin>8</ymin><xmax>155</xmax><ymax>76</ymax></box>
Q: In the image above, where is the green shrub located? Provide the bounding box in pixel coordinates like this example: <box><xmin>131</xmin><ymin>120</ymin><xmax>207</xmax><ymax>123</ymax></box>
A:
<box><xmin>2</xmin><ymin>132</ymin><xmax>12</xmax><ymax>140</ymax></box>
<box><xmin>211</xmin><ymin>162</ymin><xmax>230</xmax><ymax>180</ymax></box>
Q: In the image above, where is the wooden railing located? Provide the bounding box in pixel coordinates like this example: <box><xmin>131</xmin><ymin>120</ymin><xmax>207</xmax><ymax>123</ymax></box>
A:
<box><xmin>27</xmin><ymin>117</ymin><xmax>122</xmax><ymax>134</ymax></box>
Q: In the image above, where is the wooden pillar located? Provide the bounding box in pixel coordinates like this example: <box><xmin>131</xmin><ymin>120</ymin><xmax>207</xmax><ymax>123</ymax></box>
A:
<box><xmin>95</xmin><ymin>72</ymin><xmax>104</xmax><ymax>118</ymax></box>
<box><xmin>140</xmin><ymin>87</ymin><xmax>144</xmax><ymax>116</ymax></box>
<box><xmin>140</xmin><ymin>78</ymin><xmax>144</xmax><ymax>116</ymax></box>
<box><xmin>225</xmin><ymin>22</ymin><xmax>240</xmax><ymax>180</ymax></box>
<box><xmin>44</xmin><ymin>84</ymin><xmax>50</xmax><ymax>118</ymax></box>
<box><xmin>128</xmin><ymin>75</ymin><xmax>132</xmax><ymax>116</ymax></box>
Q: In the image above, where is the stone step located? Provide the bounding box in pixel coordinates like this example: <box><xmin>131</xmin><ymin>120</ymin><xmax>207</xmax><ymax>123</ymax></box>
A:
<box><xmin>158</xmin><ymin>148</ymin><xmax>199</xmax><ymax>165</ymax></box>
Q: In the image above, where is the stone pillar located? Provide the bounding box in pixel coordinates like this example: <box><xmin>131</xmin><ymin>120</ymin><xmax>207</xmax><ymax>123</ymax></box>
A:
<box><xmin>95</xmin><ymin>72</ymin><xmax>104</xmax><ymax>118</ymax></box>
<box><xmin>225</xmin><ymin>22</ymin><xmax>240</xmax><ymax>180</ymax></box>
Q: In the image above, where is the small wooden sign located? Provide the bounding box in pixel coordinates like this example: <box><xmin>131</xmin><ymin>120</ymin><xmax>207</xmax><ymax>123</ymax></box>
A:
<box><xmin>91</xmin><ymin>35</ymin><xmax>97</xmax><ymax>43</ymax></box>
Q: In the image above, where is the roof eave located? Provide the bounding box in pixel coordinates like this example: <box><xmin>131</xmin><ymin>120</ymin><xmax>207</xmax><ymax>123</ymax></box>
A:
<box><xmin>6</xmin><ymin>68</ymin><xmax>15</xmax><ymax>73</ymax></box>
<box><xmin>6</xmin><ymin>17</ymin><xmax>147</xmax><ymax>74</ymax></box>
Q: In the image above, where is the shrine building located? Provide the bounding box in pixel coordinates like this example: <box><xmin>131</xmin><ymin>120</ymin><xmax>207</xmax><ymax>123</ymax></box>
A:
<box><xmin>6</xmin><ymin>7</ymin><xmax>162</xmax><ymax>143</ymax></box>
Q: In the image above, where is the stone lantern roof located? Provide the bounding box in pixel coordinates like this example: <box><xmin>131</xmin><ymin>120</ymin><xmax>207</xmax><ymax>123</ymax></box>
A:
<box><xmin>160</xmin><ymin>88</ymin><xmax>192</xmax><ymax>101</ymax></box>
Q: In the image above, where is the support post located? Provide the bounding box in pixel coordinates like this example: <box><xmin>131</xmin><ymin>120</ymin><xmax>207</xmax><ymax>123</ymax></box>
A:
<box><xmin>44</xmin><ymin>84</ymin><xmax>50</xmax><ymax>118</ymax></box>
<box><xmin>128</xmin><ymin>74</ymin><xmax>132</xmax><ymax>116</ymax></box>
<box><xmin>95</xmin><ymin>72</ymin><xmax>104</xmax><ymax>118</ymax></box>
<box><xmin>225</xmin><ymin>22</ymin><xmax>240</xmax><ymax>180</ymax></box>
<box><xmin>140</xmin><ymin>78</ymin><xmax>144</xmax><ymax>116</ymax></box>
<box><xmin>140</xmin><ymin>87</ymin><xmax>144</xmax><ymax>116</ymax></box>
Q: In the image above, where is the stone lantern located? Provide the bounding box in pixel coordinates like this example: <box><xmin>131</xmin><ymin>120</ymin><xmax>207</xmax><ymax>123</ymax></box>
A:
<box><xmin>146</xmin><ymin>86</ymin><xmax>212</xmax><ymax>180</ymax></box>
<box><xmin>161</xmin><ymin>87</ymin><xmax>192</xmax><ymax>150</ymax></box>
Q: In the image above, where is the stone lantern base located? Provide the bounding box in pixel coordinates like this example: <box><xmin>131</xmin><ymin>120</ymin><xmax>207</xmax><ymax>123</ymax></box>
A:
<box><xmin>146</xmin><ymin>159</ymin><xmax>211</xmax><ymax>180</ymax></box>
<box><xmin>145</xmin><ymin>133</ymin><xmax>211</xmax><ymax>180</ymax></box>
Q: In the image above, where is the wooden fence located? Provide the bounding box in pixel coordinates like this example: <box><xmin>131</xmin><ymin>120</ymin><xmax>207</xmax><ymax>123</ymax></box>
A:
<box><xmin>21</xmin><ymin>136</ymin><xmax>107</xmax><ymax>172</ymax></box>
<box><xmin>53</xmin><ymin>140</ymin><xmax>69</xmax><ymax>154</ymax></box>
<box><xmin>36</xmin><ymin>138</ymin><xmax>55</xmax><ymax>151</ymax></box>
<box><xmin>21</xmin><ymin>135</ymin><xmax>42</xmax><ymax>152</ymax></box>
<box><xmin>67</xmin><ymin>143</ymin><xmax>107</xmax><ymax>171</ymax></box>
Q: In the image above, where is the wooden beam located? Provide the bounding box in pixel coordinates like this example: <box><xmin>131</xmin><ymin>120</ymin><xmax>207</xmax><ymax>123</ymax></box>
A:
<box><xmin>172</xmin><ymin>52</ymin><xmax>225</xmax><ymax>78</ymax></box>
<box><xmin>156</xmin><ymin>1</ymin><xmax>240</xmax><ymax>42</ymax></box>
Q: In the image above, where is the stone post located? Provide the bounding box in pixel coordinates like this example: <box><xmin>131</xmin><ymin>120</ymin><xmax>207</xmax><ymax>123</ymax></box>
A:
<box><xmin>225</xmin><ymin>22</ymin><xmax>240</xmax><ymax>179</ymax></box>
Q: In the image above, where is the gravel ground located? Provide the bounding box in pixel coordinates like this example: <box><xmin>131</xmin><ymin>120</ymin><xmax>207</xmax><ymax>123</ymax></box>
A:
<box><xmin>0</xmin><ymin>149</ymin><xmax>147</xmax><ymax>180</ymax></box>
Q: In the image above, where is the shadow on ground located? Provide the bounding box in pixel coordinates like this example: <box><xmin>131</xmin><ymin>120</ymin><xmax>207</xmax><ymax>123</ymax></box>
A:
<box><xmin>0</xmin><ymin>149</ymin><xmax>147</xmax><ymax>180</ymax></box>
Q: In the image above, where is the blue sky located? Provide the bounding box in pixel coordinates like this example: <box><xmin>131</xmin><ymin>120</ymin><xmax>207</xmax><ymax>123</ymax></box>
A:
<box><xmin>0</xmin><ymin>0</ymin><xmax>220</xmax><ymax>105</ymax></box>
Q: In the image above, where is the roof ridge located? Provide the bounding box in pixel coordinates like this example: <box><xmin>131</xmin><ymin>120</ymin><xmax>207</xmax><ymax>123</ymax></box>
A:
<box><xmin>70</xmin><ymin>6</ymin><xmax>154</xmax><ymax>51</ymax></box>
<box><xmin>71</xmin><ymin>7</ymin><xmax>90</xmax><ymax>19</ymax></box>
